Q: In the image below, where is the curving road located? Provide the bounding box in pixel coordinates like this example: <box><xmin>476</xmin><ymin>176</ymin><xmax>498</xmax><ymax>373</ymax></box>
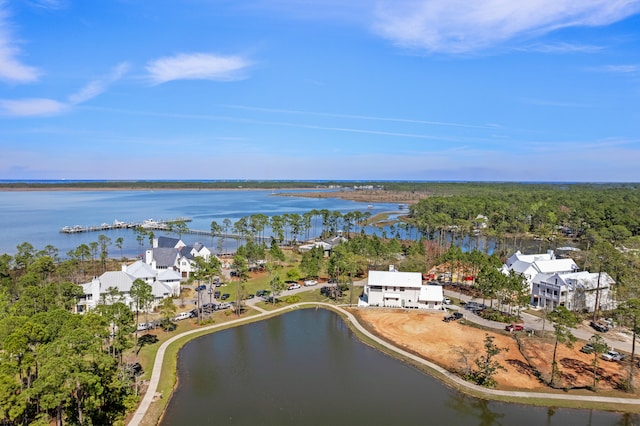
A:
<box><xmin>128</xmin><ymin>299</ymin><xmax>640</xmax><ymax>426</ymax></box>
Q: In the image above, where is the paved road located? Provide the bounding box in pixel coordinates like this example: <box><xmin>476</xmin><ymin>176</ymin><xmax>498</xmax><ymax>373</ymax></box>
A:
<box><xmin>443</xmin><ymin>289</ymin><xmax>637</xmax><ymax>354</ymax></box>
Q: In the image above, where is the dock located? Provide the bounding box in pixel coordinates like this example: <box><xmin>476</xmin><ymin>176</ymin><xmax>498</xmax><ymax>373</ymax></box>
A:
<box><xmin>60</xmin><ymin>217</ymin><xmax>192</xmax><ymax>234</ymax></box>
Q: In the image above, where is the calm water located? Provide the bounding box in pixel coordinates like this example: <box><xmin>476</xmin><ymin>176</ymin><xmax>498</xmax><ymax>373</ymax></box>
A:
<box><xmin>0</xmin><ymin>190</ymin><xmax>398</xmax><ymax>256</ymax></box>
<box><xmin>160</xmin><ymin>309</ymin><xmax>633</xmax><ymax>426</ymax></box>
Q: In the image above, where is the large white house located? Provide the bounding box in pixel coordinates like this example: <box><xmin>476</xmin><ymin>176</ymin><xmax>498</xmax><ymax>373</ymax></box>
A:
<box><xmin>145</xmin><ymin>236</ymin><xmax>215</xmax><ymax>278</ymax></box>
<box><xmin>502</xmin><ymin>250</ymin><xmax>616</xmax><ymax>312</ymax></box>
<box><xmin>501</xmin><ymin>250</ymin><xmax>578</xmax><ymax>291</ymax></box>
<box><xmin>531</xmin><ymin>271</ymin><xmax>616</xmax><ymax>312</ymax></box>
<box><xmin>359</xmin><ymin>269</ymin><xmax>445</xmax><ymax>310</ymax></box>
<box><xmin>76</xmin><ymin>260</ymin><xmax>181</xmax><ymax>313</ymax></box>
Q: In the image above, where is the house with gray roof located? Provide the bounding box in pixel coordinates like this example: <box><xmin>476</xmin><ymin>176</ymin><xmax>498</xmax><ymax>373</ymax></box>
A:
<box><xmin>145</xmin><ymin>239</ymin><xmax>216</xmax><ymax>278</ymax></box>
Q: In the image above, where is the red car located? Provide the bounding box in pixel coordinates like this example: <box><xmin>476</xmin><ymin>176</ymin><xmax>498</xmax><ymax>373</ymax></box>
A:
<box><xmin>505</xmin><ymin>324</ymin><xmax>524</xmax><ymax>332</ymax></box>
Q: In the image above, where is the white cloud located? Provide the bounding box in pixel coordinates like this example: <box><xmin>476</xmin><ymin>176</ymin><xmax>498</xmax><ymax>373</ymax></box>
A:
<box><xmin>68</xmin><ymin>62</ymin><xmax>129</xmax><ymax>104</ymax></box>
<box><xmin>0</xmin><ymin>98</ymin><xmax>68</xmax><ymax>116</ymax></box>
<box><xmin>146</xmin><ymin>53</ymin><xmax>252</xmax><ymax>84</ymax></box>
<box><xmin>0</xmin><ymin>2</ymin><xmax>41</xmax><ymax>83</ymax></box>
<box><xmin>522</xmin><ymin>42</ymin><xmax>604</xmax><ymax>53</ymax></box>
<box><xmin>599</xmin><ymin>64</ymin><xmax>639</xmax><ymax>73</ymax></box>
<box><xmin>373</xmin><ymin>0</ymin><xmax>640</xmax><ymax>53</ymax></box>
<box><xmin>1</xmin><ymin>63</ymin><xmax>128</xmax><ymax>117</ymax></box>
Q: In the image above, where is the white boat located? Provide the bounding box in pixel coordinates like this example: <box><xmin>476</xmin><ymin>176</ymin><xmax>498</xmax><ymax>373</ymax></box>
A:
<box><xmin>141</xmin><ymin>219</ymin><xmax>160</xmax><ymax>229</ymax></box>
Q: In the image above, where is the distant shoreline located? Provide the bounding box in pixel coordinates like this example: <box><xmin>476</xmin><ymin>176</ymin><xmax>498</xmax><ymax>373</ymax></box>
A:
<box><xmin>0</xmin><ymin>184</ymin><xmax>426</xmax><ymax>204</ymax></box>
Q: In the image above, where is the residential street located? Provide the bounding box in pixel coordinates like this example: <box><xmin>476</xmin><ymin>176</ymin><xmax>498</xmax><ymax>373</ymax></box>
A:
<box><xmin>443</xmin><ymin>289</ymin><xmax>637</xmax><ymax>354</ymax></box>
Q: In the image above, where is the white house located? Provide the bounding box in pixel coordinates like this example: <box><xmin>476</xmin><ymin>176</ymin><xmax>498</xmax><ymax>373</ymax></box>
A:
<box><xmin>76</xmin><ymin>260</ymin><xmax>180</xmax><ymax>313</ymax></box>
<box><xmin>145</xmin><ymin>238</ymin><xmax>216</xmax><ymax>278</ymax></box>
<box><xmin>501</xmin><ymin>250</ymin><xmax>578</xmax><ymax>291</ymax></box>
<box><xmin>359</xmin><ymin>269</ymin><xmax>445</xmax><ymax>310</ymax></box>
<box><xmin>531</xmin><ymin>271</ymin><xmax>616</xmax><ymax>312</ymax></box>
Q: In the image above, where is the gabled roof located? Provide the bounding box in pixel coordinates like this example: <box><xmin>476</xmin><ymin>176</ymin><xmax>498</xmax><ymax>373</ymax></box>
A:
<box><xmin>367</xmin><ymin>270</ymin><xmax>422</xmax><ymax>288</ymax></box>
<box><xmin>506</xmin><ymin>250</ymin><xmax>555</xmax><ymax>267</ymax></box>
<box><xmin>98</xmin><ymin>271</ymin><xmax>135</xmax><ymax>293</ymax></box>
<box><xmin>508</xmin><ymin>260</ymin><xmax>537</xmax><ymax>275</ymax></box>
<box><xmin>151</xmin><ymin>281</ymin><xmax>173</xmax><ymax>297</ymax></box>
<box><xmin>534</xmin><ymin>258</ymin><xmax>578</xmax><ymax>274</ymax></box>
<box><xmin>157</xmin><ymin>236</ymin><xmax>181</xmax><ymax>249</ymax></box>
<box><xmin>152</xmin><ymin>247</ymin><xmax>179</xmax><ymax>268</ymax></box>
<box><xmin>180</xmin><ymin>246</ymin><xmax>197</xmax><ymax>261</ymax></box>
<box><xmin>126</xmin><ymin>260</ymin><xmax>156</xmax><ymax>279</ymax></box>
<box><xmin>158</xmin><ymin>268</ymin><xmax>182</xmax><ymax>282</ymax></box>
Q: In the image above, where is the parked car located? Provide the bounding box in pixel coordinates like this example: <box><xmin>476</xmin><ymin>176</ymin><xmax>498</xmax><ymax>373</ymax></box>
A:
<box><xmin>256</xmin><ymin>289</ymin><xmax>268</xmax><ymax>297</ymax></box>
<box><xmin>304</xmin><ymin>280</ymin><xmax>318</xmax><ymax>286</ymax></box>
<box><xmin>174</xmin><ymin>311</ymin><xmax>192</xmax><ymax>321</ymax></box>
<box><xmin>443</xmin><ymin>297</ymin><xmax>451</xmax><ymax>305</ymax></box>
<box><xmin>580</xmin><ymin>344</ymin><xmax>595</xmax><ymax>354</ymax></box>
<box><xmin>505</xmin><ymin>324</ymin><xmax>525</xmax><ymax>332</ymax></box>
<box><xmin>221</xmin><ymin>293</ymin><xmax>230</xmax><ymax>300</ymax></box>
<box><xmin>246</xmin><ymin>293</ymin><xmax>255</xmax><ymax>299</ymax></box>
<box><xmin>590</xmin><ymin>320</ymin><xmax>609</xmax><ymax>333</ymax></box>
<box><xmin>464</xmin><ymin>301</ymin><xmax>486</xmax><ymax>312</ymax></box>
<box><xmin>602</xmin><ymin>350</ymin><xmax>625</xmax><ymax>362</ymax></box>
<box><xmin>288</xmin><ymin>283</ymin><xmax>301</xmax><ymax>290</ymax></box>
<box><xmin>443</xmin><ymin>312</ymin><xmax>463</xmax><ymax>322</ymax></box>
<box><xmin>218</xmin><ymin>302</ymin><xmax>232</xmax><ymax>310</ymax></box>
<box><xmin>214</xmin><ymin>291</ymin><xmax>221</xmax><ymax>299</ymax></box>
<box><xmin>137</xmin><ymin>322</ymin><xmax>150</xmax><ymax>331</ymax></box>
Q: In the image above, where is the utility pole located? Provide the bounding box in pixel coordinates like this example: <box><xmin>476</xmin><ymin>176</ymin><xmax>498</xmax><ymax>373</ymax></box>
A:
<box><xmin>593</xmin><ymin>269</ymin><xmax>602</xmax><ymax>322</ymax></box>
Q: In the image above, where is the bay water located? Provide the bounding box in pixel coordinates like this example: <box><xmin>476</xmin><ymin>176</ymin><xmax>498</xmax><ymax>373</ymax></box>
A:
<box><xmin>0</xmin><ymin>189</ymin><xmax>397</xmax><ymax>256</ymax></box>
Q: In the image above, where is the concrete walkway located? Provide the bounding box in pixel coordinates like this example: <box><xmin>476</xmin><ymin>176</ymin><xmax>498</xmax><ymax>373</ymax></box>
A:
<box><xmin>128</xmin><ymin>301</ymin><xmax>640</xmax><ymax>426</ymax></box>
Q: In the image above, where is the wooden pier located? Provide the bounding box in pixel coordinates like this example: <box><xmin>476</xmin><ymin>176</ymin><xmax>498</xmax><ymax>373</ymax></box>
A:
<box><xmin>60</xmin><ymin>217</ymin><xmax>192</xmax><ymax>234</ymax></box>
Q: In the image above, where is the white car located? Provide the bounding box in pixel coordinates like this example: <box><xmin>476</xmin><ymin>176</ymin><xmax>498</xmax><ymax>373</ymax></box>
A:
<box><xmin>174</xmin><ymin>312</ymin><xmax>192</xmax><ymax>321</ymax></box>
<box><xmin>443</xmin><ymin>297</ymin><xmax>452</xmax><ymax>305</ymax></box>
<box><xmin>137</xmin><ymin>322</ymin><xmax>150</xmax><ymax>331</ymax></box>
<box><xmin>304</xmin><ymin>280</ymin><xmax>318</xmax><ymax>286</ymax></box>
<box><xmin>602</xmin><ymin>350</ymin><xmax>624</xmax><ymax>362</ymax></box>
<box><xmin>288</xmin><ymin>283</ymin><xmax>301</xmax><ymax>290</ymax></box>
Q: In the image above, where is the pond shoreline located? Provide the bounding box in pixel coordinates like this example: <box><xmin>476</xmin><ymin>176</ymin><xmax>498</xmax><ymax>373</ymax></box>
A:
<box><xmin>128</xmin><ymin>303</ymin><xmax>640</xmax><ymax>426</ymax></box>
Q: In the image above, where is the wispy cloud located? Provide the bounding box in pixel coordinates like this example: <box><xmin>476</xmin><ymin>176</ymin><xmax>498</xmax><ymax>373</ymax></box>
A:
<box><xmin>522</xmin><ymin>42</ymin><xmax>604</xmax><ymax>53</ymax></box>
<box><xmin>0</xmin><ymin>1</ymin><xmax>41</xmax><ymax>83</ymax></box>
<box><xmin>0</xmin><ymin>63</ymin><xmax>128</xmax><ymax>117</ymax></box>
<box><xmin>595</xmin><ymin>64</ymin><xmax>639</xmax><ymax>74</ymax></box>
<box><xmin>146</xmin><ymin>53</ymin><xmax>253</xmax><ymax>85</ymax></box>
<box><xmin>521</xmin><ymin>98</ymin><xmax>594</xmax><ymax>108</ymax></box>
<box><xmin>0</xmin><ymin>98</ymin><xmax>67</xmax><ymax>116</ymax></box>
<box><xmin>373</xmin><ymin>0</ymin><xmax>640</xmax><ymax>53</ymax></box>
<box><xmin>67</xmin><ymin>62</ymin><xmax>129</xmax><ymax>104</ymax></box>
<box><xmin>223</xmin><ymin>104</ymin><xmax>493</xmax><ymax>129</ymax></box>
<box><xmin>26</xmin><ymin>0</ymin><xmax>67</xmax><ymax>10</ymax></box>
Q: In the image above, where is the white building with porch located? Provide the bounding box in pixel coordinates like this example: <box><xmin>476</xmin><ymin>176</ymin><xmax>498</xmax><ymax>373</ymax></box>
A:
<box><xmin>359</xmin><ymin>269</ymin><xmax>445</xmax><ymax>310</ymax></box>
<box><xmin>531</xmin><ymin>271</ymin><xmax>616</xmax><ymax>312</ymax></box>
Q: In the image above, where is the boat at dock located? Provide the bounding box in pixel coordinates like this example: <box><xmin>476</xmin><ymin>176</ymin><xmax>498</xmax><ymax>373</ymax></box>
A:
<box><xmin>59</xmin><ymin>217</ymin><xmax>191</xmax><ymax>234</ymax></box>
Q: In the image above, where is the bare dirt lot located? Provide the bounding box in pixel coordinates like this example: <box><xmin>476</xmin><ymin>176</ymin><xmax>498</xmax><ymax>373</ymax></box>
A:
<box><xmin>351</xmin><ymin>308</ymin><xmax>634</xmax><ymax>393</ymax></box>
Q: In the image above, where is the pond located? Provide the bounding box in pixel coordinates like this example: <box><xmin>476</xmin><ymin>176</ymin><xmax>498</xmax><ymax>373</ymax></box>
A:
<box><xmin>159</xmin><ymin>309</ymin><xmax>633</xmax><ymax>426</ymax></box>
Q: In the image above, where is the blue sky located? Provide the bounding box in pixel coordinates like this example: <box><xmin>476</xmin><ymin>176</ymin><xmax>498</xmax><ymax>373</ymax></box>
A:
<box><xmin>1</xmin><ymin>0</ymin><xmax>639</xmax><ymax>182</ymax></box>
